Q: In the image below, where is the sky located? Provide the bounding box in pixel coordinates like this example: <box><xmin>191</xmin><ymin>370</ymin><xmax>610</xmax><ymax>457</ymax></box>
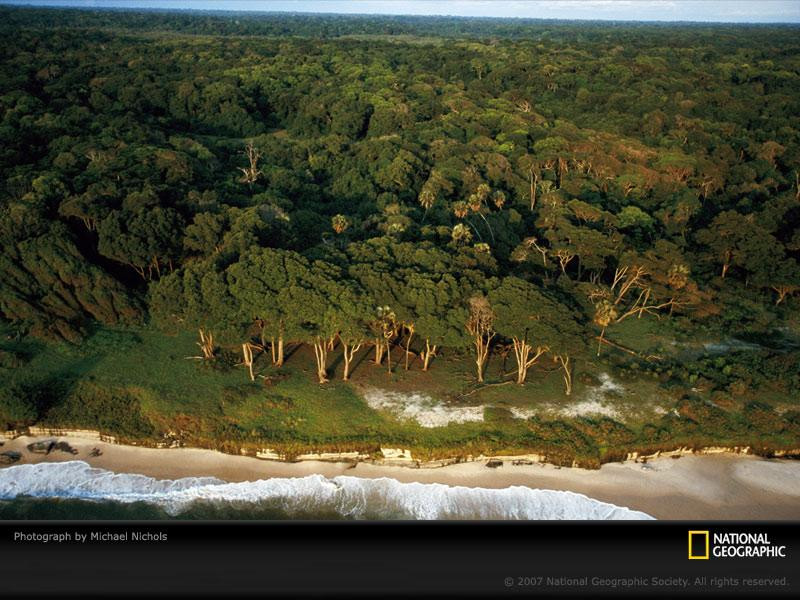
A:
<box><xmin>1</xmin><ymin>1</ymin><xmax>799</xmax><ymax>23</ymax></box>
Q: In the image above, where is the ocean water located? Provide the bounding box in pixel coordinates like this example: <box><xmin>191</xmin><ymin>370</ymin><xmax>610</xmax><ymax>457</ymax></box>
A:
<box><xmin>0</xmin><ymin>461</ymin><xmax>654</xmax><ymax>520</ymax></box>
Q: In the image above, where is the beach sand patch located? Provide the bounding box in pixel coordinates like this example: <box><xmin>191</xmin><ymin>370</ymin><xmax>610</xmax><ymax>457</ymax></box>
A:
<box><xmin>362</xmin><ymin>371</ymin><xmax>667</xmax><ymax>428</ymax></box>
<box><xmin>556</xmin><ymin>373</ymin><xmax>624</xmax><ymax>420</ymax></box>
<box><xmin>732</xmin><ymin>458</ymin><xmax>800</xmax><ymax>497</ymax></box>
<box><xmin>362</xmin><ymin>388</ymin><xmax>484</xmax><ymax>428</ymax></box>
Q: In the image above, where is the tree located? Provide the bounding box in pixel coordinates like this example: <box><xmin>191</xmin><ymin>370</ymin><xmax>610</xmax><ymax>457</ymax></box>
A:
<box><xmin>696</xmin><ymin>211</ymin><xmax>772</xmax><ymax>280</ymax></box>
<box><xmin>97</xmin><ymin>207</ymin><xmax>184</xmax><ymax>280</ymax></box>
<box><xmin>332</xmin><ymin>214</ymin><xmax>350</xmax><ymax>234</ymax></box>
<box><xmin>241</xmin><ymin>341</ymin><xmax>256</xmax><ymax>381</ymax></box>
<box><xmin>330</xmin><ymin>282</ymin><xmax>370</xmax><ymax>380</ymax></box>
<box><xmin>452</xmin><ymin>223</ymin><xmax>473</xmax><ymax>244</ymax></box>
<box><xmin>592</xmin><ymin>299</ymin><xmax>618</xmax><ymax>356</ymax></box>
<box><xmin>149</xmin><ymin>255</ymin><xmax>246</xmax><ymax>362</ymax></box>
<box><xmin>238</xmin><ymin>142</ymin><xmax>263</xmax><ymax>185</ymax></box>
<box><xmin>0</xmin><ymin>213</ymin><xmax>140</xmax><ymax>342</ymax></box>
<box><xmin>407</xmin><ymin>272</ymin><xmax>470</xmax><ymax>371</ymax></box>
<box><xmin>465</xmin><ymin>295</ymin><xmax>495</xmax><ymax>383</ymax></box>
<box><xmin>765</xmin><ymin>258</ymin><xmax>800</xmax><ymax>305</ymax></box>
<box><xmin>518</xmin><ymin>154</ymin><xmax>541</xmax><ymax>211</ymax></box>
<box><xmin>226</xmin><ymin>247</ymin><xmax>306</xmax><ymax>367</ymax></box>
<box><xmin>278</xmin><ymin>258</ymin><xmax>346</xmax><ymax>384</ymax></box>
<box><xmin>184</xmin><ymin>211</ymin><xmax>228</xmax><ymax>257</ymax></box>
<box><xmin>542</xmin><ymin>310</ymin><xmax>585</xmax><ymax>397</ymax></box>
<box><xmin>490</xmin><ymin>278</ymin><xmax>549</xmax><ymax>384</ymax></box>
<box><xmin>369</xmin><ymin>305</ymin><xmax>399</xmax><ymax>374</ymax></box>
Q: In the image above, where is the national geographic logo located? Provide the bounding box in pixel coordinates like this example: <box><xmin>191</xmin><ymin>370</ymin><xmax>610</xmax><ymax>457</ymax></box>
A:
<box><xmin>689</xmin><ymin>530</ymin><xmax>787</xmax><ymax>559</ymax></box>
<box><xmin>688</xmin><ymin>531</ymin><xmax>710</xmax><ymax>560</ymax></box>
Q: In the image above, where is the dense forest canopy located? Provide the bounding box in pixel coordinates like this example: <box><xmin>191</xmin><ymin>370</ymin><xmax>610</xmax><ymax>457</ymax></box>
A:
<box><xmin>1</xmin><ymin>6</ymin><xmax>799</xmax><ymax>396</ymax></box>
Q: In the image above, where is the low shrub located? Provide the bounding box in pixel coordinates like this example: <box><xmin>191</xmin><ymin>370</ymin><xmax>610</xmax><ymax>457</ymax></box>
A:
<box><xmin>42</xmin><ymin>382</ymin><xmax>158</xmax><ymax>439</ymax></box>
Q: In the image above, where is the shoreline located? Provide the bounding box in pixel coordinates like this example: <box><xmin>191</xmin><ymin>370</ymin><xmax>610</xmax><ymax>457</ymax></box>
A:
<box><xmin>3</xmin><ymin>434</ymin><xmax>800</xmax><ymax>519</ymax></box>
<box><xmin>8</xmin><ymin>426</ymin><xmax>798</xmax><ymax>467</ymax></box>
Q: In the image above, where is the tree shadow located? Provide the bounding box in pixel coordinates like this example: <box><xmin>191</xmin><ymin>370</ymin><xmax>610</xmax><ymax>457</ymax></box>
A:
<box><xmin>329</xmin><ymin>349</ymin><xmax>344</xmax><ymax>374</ymax></box>
<box><xmin>283</xmin><ymin>343</ymin><xmax>301</xmax><ymax>362</ymax></box>
<box><xmin>349</xmin><ymin>346</ymin><xmax>373</xmax><ymax>378</ymax></box>
<box><xmin>12</xmin><ymin>356</ymin><xmax>102</xmax><ymax>429</ymax></box>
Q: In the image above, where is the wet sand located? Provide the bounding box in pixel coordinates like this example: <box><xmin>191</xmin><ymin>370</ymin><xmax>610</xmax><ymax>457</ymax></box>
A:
<box><xmin>2</xmin><ymin>435</ymin><xmax>799</xmax><ymax>519</ymax></box>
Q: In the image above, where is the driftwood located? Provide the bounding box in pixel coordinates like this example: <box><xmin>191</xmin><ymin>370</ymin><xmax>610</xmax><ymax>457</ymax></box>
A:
<box><xmin>595</xmin><ymin>336</ymin><xmax>663</xmax><ymax>362</ymax></box>
<box><xmin>458</xmin><ymin>379</ymin><xmax>515</xmax><ymax>398</ymax></box>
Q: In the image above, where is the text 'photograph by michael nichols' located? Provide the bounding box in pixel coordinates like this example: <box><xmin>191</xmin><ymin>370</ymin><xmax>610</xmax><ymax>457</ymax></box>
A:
<box><xmin>0</xmin><ymin>0</ymin><xmax>798</xmax><ymax>597</ymax></box>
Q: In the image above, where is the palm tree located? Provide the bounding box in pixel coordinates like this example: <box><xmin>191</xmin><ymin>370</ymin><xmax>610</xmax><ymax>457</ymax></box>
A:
<box><xmin>418</xmin><ymin>188</ymin><xmax>436</xmax><ymax>212</ymax></box>
<box><xmin>492</xmin><ymin>190</ymin><xmax>506</xmax><ymax>209</ymax></box>
<box><xmin>332</xmin><ymin>214</ymin><xmax>350</xmax><ymax>234</ymax></box>
<box><xmin>593</xmin><ymin>299</ymin><xmax>618</xmax><ymax>356</ymax></box>
<box><xmin>452</xmin><ymin>201</ymin><xmax>469</xmax><ymax>219</ymax></box>
<box><xmin>451</xmin><ymin>223</ymin><xmax>473</xmax><ymax>244</ymax></box>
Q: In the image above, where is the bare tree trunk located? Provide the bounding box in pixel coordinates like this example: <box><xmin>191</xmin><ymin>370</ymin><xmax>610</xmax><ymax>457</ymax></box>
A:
<box><xmin>374</xmin><ymin>337</ymin><xmax>384</xmax><ymax>365</ymax></box>
<box><xmin>637</xmin><ymin>288</ymin><xmax>651</xmax><ymax>318</ymax></box>
<box><xmin>312</xmin><ymin>338</ymin><xmax>329</xmax><ymax>384</ymax></box>
<box><xmin>242</xmin><ymin>343</ymin><xmax>255</xmax><ymax>382</ymax></box>
<box><xmin>421</xmin><ymin>339</ymin><xmax>437</xmax><ymax>371</ymax></box>
<box><xmin>276</xmin><ymin>335</ymin><xmax>284</xmax><ymax>367</ymax></box>
<box><xmin>474</xmin><ymin>333</ymin><xmax>493</xmax><ymax>383</ymax></box>
<box><xmin>343</xmin><ymin>344</ymin><xmax>352</xmax><ymax>381</ymax></box>
<box><xmin>773</xmin><ymin>286</ymin><xmax>792</xmax><ymax>305</ymax></box>
<box><xmin>529</xmin><ymin>169</ymin><xmax>539</xmax><ymax>211</ymax></box>
<box><xmin>795</xmin><ymin>171</ymin><xmax>800</xmax><ymax>202</ymax></box>
<box><xmin>197</xmin><ymin>329</ymin><xmax>215</xmax><ymax>360</ymax></box>
<box><xmin>239</xmin><ymin>142</ymin><xmax>263</xmax><ymax>184</ymax></box>
<box><xmin>513</xmin><ymin>338</ymin><xmax>527</xmax><ymax>384</ymax></box>
<box><xmin>555</xmin><ymin>355</ymin><xmax>572</xmax><ymax>396</ymax></box>
<box><xmin>597</xmin><ymin>327</ymin><xmax>605</xmax><ymax>357</ymax></box>
<box><xmin>404</xmin><ymin>326</ymin><xmax>414</xmax><ymax>370</ymax></box>
<box><xmin>513</xmin><ymin>338</ymin><xmax>547</xmax><ymax>384</ymax></box>
<box><xmin>341</xmin><ymin>340</ymin><xmax>363</xmax><ymax>381</ymax></box>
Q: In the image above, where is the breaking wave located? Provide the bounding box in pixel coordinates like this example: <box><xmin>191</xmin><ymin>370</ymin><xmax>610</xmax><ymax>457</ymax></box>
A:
<box><xmin>0</xmin><ymin>461</ymin><xmax>653</xmax><ymax>520</ymax></box>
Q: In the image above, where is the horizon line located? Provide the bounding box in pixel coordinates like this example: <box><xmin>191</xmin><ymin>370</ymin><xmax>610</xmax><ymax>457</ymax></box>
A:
<box><xmin>1</xmin><ymin>2</ymin><xmax>799</xmax><ymax>26</ymax></box>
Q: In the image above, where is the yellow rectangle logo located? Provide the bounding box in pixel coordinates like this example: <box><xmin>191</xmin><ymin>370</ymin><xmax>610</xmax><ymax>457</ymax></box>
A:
<box><xmin>689</xmin><ymin>530</ymin><xmax>710</xmax><ymax>560</ymax></box>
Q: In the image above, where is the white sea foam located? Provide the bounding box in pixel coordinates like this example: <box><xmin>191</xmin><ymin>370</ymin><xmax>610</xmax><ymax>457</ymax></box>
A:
<box><xmin>0</xmin><ymin>461</ymin><xmax>653</xmax><ymax>520</ymax></box>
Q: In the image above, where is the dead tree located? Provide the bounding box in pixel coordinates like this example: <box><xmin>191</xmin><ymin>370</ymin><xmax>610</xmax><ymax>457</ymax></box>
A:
<box><xmin>420</xmin><ymin>339</ymin><xmax>438</xmax><ymax>371</ymax></box>
<box><xmin>197</xmin><ymin>329</ymin><xmax>215</xmax><ymax>360</ymax></box>
<box><xmin>238</xmin><ymin>142</ymin><xmax>263</xmax><ymax>185</ymax></box>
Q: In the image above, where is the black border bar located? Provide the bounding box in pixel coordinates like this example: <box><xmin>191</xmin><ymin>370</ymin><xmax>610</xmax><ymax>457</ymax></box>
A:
<box><xmin>1</xmin><ymin>521</ymin><xmax>797</xmax><ymax>597</ymax></box>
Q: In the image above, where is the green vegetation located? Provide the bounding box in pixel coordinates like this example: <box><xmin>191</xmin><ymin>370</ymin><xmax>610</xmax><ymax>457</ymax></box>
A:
<box><xmin>0</xmin><ymin>7</ymin><xmax>799</xmax><ymax>465</ymax></box>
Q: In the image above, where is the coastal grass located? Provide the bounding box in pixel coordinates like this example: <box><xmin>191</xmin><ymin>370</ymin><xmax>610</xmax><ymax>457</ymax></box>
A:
<box><xmin>1</xmin><ymin>324</ymin><xmax>799</xmax><ymax>468</ymax></box>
